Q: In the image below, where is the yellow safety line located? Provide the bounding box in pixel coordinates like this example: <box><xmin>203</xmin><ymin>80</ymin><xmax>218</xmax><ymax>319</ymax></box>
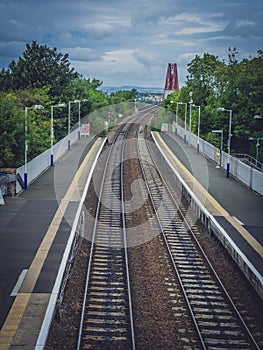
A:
<box><xmin>154</xmin><ymin>132</ymin><xmax>263</xmax><ymax>259</ymax></box>
<box><xmin>0</xmin><ymin>139</ymin><xmax>100</xmax><ymax>348</ymax></box>
<box><xmin>0</xmin><ymin>294</ymin><xmax>30</xmax><ymax>350</ymax></box>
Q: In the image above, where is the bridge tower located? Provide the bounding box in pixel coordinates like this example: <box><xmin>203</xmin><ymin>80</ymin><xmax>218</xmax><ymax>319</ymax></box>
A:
<box><xmin>164</xmin><ymin>63</ymin><xmax>179</xmax><ymax>99</ymax></box>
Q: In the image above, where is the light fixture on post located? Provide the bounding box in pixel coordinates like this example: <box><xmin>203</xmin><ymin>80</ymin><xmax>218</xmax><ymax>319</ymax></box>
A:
<box><xmin>192</xmin><ymin>104</ymin><xmax>201</xmax><ymax>153</ymax></box>
<box><xmin>189</xmin><ymin>91</ymin><xmax>193</xmax><ymax>137</ymax></box>
<box><xmin>50</xmin><ymin>103</ymin><xmax>66</xmax><ymax>166</ymax></box>
<box><xmin>177</xmin><ymin>102</ymin><xmax>187</xmax><ymax>143</ymax></box>
<box><xmin>169</xmin><ymin>100</ymin><xmax>179</xmax><ymax>135</ymax></box>
<box><xmin>217</xmin><ymin>107</ymin><xmax>232</xmax><ymax>178</ymax></box>
<box><xmin>68</xmin><ymin>99</ymin><xmax>89</xmax><ymax>148</ymax></box>
<box><xmin>77</xmin><ymin>99</ymin><xmax>88</xmax><ymax>139</ymax></box>
<box><xmin>68</xmin><ymin>100</ymin><xmax>77</xmax><ymax>150</ymax></box>
<box><xmin>24</xmin><ymin>104</ymin><xmax>44</xmax><ymax>189</ymax></box>
<box><xmin>249</xmin><ymin>136</ymin><xmax>263</xmax><ymax>167</ymax></box>
<box><xmin>72</xmin><ymin>100</ymin><xmax>81</xmax><ymax>140</ymax></box>
<box><xmin>212</xmin><ymin>129</ymin><xmax>223</xmax><ymax>167</ymax></box>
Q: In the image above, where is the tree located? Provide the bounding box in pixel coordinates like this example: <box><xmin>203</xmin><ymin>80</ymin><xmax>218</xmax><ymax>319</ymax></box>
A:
<box><xmin>162</xmin><ymin>49</ymin><xmax>263</xmax><ymax>160</ymax></box>
<box><xmin>0</xmin><ymin>93</ymin><xmax>24</xmax><ymax>167</ymax></box>
<box><xmin>0</xmin><ymin>88</ymin><xmax>52</xmax><ymax>168</ymax></box>
<box><xmin>0</xmin><ymin>41</ymin><xmax>78</xmax><ymax>98</ymax></box>
<box><xmin>186</xmin><ymin>53</ymin><xmax>224</xmax><ymax>106</ymax></box>
<box><xmin>109</xmin><ymin>89</ymin><xmax>137</xmax><ymax>104</ymax></box>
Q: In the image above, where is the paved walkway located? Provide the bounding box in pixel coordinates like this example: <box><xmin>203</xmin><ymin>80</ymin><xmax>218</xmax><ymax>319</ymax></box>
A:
<box><xmin>0</xmin><ymin>137</ymin><xmax>104</xmax><ymax>349</ymax></box>
<box><xmin>0</xmin><ymin>128</ymin><xmax>262</xmax><ymax>349</ymax></box>
<box><xmin>155</xmin><ymin>132</ymin><xmax>263</xmax><ymax>280</ymax></box>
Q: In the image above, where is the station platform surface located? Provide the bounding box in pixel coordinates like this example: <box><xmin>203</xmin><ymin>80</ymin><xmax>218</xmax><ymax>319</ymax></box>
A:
<box><xmin>0</xmin><ymin>129</ymin><xmax>262</xmax><ymax>349</ymax></box>
<box><xmin>0</xmin><ymin>136</ymin><xmax>103</xmax><ymax>349</ymax></box>
<box><xmin>154</xmin><ymin>131</ymin><xmax>263</xmax><ymax>281</ymax></box>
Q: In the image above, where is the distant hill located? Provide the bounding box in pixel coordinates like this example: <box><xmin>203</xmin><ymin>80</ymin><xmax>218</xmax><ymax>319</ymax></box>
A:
<box><xmin>99</xmin><ymin>85</ymin><xmax>164</xmax><ymax>94</ymax></box>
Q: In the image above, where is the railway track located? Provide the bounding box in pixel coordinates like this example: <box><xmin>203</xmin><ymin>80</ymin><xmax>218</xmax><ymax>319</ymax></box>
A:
<box><xmin>74</xmin><ymin>106</ymin><xmax>261</xmax><ymax>349</ymax></box>
<box><xmin>137</xmin><ymin>131</ymin><xmax>261</xmax><ymax>350</ymax></box>
<box><xmin>77</xmin><ymin>122</ymin><xmax>135</xmax><ymax>350</ymax></box>
<box><xmin>76</xmin><ymin>107</ymin><xmax>157</xmax><ymax>350</ymax></box>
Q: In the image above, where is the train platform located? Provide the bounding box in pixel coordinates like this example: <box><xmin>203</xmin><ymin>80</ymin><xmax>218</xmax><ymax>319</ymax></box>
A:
<box><xmin>153</xmin><ymin>131</ymin><xmax>263</xmax><ymax>295</ymax></box>
<box><xmin>0</xmin><ymin>136</ymin><xmax>105</xmax><ymax>350</ymax></box>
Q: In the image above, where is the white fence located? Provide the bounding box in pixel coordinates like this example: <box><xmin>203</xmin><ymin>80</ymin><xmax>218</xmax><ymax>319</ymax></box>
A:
<box><xmin>14</xmin><ymin>120</ymin><xmax>263</xmax><ymax>196</ymax></box>
<box><xmin>173</xmin><ymin>123</ymin><xmax>263</xmax><ymax>196</ymax></box>
<box><xmin>16</xmin><ymin>128</ymin><xmax>79</xmax><ymax>194</ymax></box>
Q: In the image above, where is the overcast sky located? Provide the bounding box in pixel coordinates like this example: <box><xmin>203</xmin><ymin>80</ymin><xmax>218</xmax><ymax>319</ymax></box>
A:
<box><xmin>0</xmin><ymin>0</ymin><xmax>262</xmax><ymax>88</ymax></box>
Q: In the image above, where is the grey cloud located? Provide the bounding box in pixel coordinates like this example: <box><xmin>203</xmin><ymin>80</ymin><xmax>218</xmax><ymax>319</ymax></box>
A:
<box><xmin>0</xmin><ymin>0</ymin><xmax>262</xmax><ymax>87</ymax></box>
<box><xmin>63</xmin><ymin>47</ymin><xmax>102</xmax><ymax>62</ymax></box>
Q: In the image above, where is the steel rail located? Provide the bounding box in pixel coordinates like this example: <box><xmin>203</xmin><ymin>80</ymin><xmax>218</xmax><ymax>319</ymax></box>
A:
<box><xmin>120</xmin><ymin>128</ymin><xmax>136</xmax><ymax>350</ymax></box>
<box><xmin>147</xmin><ymin>138</ymin><xmax>261</xmax><ymax>350</ymax></box>
<box><xmin>136</xmin><ymin>132</ymin><xmax>261</xmax><ymax>350</ymax></box>
<box><xmin>136</xmin><ymin>133</ymin><xmax>206</xmax><ymax>349</ymax></box>
<box><xmin>77</xmin><ymin>121</ymin><xmax>135</xmax><ymax>350</ymax></box>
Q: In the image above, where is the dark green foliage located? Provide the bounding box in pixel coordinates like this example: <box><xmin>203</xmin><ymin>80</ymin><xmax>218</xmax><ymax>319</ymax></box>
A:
<box><xmin>0</xmin><ymin>93</ymin><xmax>24</xmax><ymax>167</ymax></box>
<box><xmin>0</xmin><ymin>41</ymin><xmax>78</xmax><ymax>99</ymax></box>
<box><xmin>0</xmin><ymin>42</ymin><xmax>141</xmax><ymax>168</ymax></box>
<box><xmin>165</xmin><ymin>49</ymin><xmax>263</xmax><ymax>161</ymax></box>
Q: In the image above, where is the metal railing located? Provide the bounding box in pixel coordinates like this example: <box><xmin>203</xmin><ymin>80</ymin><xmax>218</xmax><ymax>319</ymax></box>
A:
<box><xmin>232</xmin><ymin>153</ymin><xmax>263</xmax><ymax>172</ymax></box>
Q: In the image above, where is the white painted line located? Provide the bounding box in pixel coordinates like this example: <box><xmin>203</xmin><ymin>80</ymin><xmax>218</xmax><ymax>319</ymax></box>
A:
<box><xmin>10</xmin><ymin>269</ymin><xmax>28</xmax><ymax>297</ymax></box>
<box><xmin>232</xmin><ymin>216</ymin><xmax>244</xmax><ymax>226</ymax></box>
<box><xmin>0</xmin><ymin>190</ymin><xmax>4</xmax><ymax>205</ymax></box>
<box><xmin>151</xmin><ymin>132</ymin><xmax>263</xmax><ymax>287</ymax></box>
<box><xmin>35</xmin><ymin>138</ymin><xmax>107</xmax><ymax>350</ymax></box>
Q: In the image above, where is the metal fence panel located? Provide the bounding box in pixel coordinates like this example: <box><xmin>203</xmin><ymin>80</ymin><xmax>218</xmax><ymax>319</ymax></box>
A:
<box><xmin>16</xmin><ymin>128</ymin><xmax>80</xmax><ymax>194</ymax></box>
<box><xmin>171</xmin><ymin>125</ymin><xmax>263</xmax><ymax>196</ymax></box>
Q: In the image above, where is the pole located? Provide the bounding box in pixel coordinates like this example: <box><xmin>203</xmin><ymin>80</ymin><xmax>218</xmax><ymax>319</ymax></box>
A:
<box><xmin>189</xmin><ymin>92</ymin><xmax>193</xmax><ymax>144</ymax></box>
<box><xmin>226</xmin><ymin>110</ymin><xmax>232</xmax><ymax>178</ymax></box>
<box><xmin>24</xmin><ymin>104</ymin><xmax>44</xmax><ymax>188</ymax></box>
<box><xmin>193</xmin><ymin>104</ymin><xmax>200</xmax><ymax>153</ymax></box>
<box><xmin>220</xmin><ymin>130</ymin><xmax>223</xmax><ymax>167</ymax></box>
<box><xmin>175</xmin><ymin>102</ymin><xmax>178</xmax><ymax>135</ymax></box>
<box><xmin>256</xmin><ymin>140</ymin><xmax>259</xmax><ymax>165</ymax></box>
<box><xmin>78</xmin><ymin>101</ymin><xmax>81</xmax><ymax>139</ymax></box>
<box><xmin>24</xmin><ymin>107</ymin><xmax>28</xmax><ymax>190</ymax></box>
<box><xmin>68</xmin><ymin>102</ymin><xmax>71</xmax><ymax>150</ymax></box>
<box><xmin>51</xmin><ymin>106</ymin><xmax>54</xmax><ymax>166</ymax></box>
<box><xmin>217</xmin><ymin>107</ymin><xmax>232</xmax><ymax>178</ymax></box>
<box><xmin>197</xmin><ymin>105</ymin><xmax>200</xmax><ymax>153</ymax></box>
<box><xmin>184</xmin><ymin>103</ymin><xmax>187</xmax><ymax>143</ymax></box>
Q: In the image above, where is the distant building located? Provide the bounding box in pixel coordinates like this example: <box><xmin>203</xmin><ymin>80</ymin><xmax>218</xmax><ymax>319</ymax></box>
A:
<box><xmin>163</xmin><ymin>63</ymin><xmax>179</xmax><ymax>99</ymax></box>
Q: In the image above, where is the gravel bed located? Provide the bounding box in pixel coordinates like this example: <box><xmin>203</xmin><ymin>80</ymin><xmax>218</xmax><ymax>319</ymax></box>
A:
<box><xmin>46</xmin><ymin>125</ymin><xmax>263</xmax><ymax>349</ymax></box>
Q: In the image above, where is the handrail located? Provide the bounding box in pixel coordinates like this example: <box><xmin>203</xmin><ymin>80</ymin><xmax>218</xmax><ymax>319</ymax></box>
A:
<box><xmin>232</xmin><ymin>153</ymin><xmax>263</xmax><ymax>172</ymax></box>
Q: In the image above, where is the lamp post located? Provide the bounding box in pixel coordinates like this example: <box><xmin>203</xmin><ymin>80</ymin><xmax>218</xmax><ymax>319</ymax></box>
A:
<box><xmin>51</xmin><ymin>103</ymin><xmax>66</xmax><ymax>166</ymax></box>
<box><xmin>217</xmin><ymin>107</ymin><xmax>232</xmax><ymax>178</ymax></box>
<box><xmin>76</xmin><ymin>100</ymin><xmax>81</xmax><ymax>139</ymax></box>
<box><xmin>189</xmin><ymin>91</ymin><xmax>193</xmax><ymax>137</ymax></box>
<box><xmin>170</xmin><ymin>100</ymin><xmax>179</xmax><ymax>134</ymax></box>
<box><xmin>24</xmin><ymin>104</ymin><xmax>44</xmax><ymax>189</ymax></box>
<box><xmin>68</xmin><ymin>99</ymin><xmax>88</xmax><ymax>149</ymax></box>
<box><xmin>249</xmin><ymin>136</ymin><xmax>263</xmax><ymax>166</ymax></box>
<box><xmin>68</xmin><ymin>100</ymin><xmax>77</xmax><ymax>150</ymax></box>
<box><xmin>75</xmin><ymin>99</ymin><xmax>88</xmax><ymax>139</ymax></box>
<box><xmin>192</xmin><ymin>104</ymin><xmax>201</xmax><ymax>153</ymax></box>
<box><xmin>212</xmin><ymin>129</ymin><xmax>223</xmax><ymax>167</ymax></box>
<box><xmin>175</xmin><ymin>102</ymin><xmax>178</xmax><ymax>135</ymax></box>
<box><xmin>176</xmin><ymin>102</ymin><xmax>187</xmax><ymax>142</ymax></box>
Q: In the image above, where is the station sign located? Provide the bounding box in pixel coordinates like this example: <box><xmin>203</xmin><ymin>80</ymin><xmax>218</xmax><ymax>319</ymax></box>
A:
<box><xmin>81</xmin><ymin>123</ymin><xmax>90</xmax><ymax>136</ymax></box>
<box><xmin>161</xmin><ymin>123</ymin><xmax>168</xmax><ymax>132</ymax></box>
